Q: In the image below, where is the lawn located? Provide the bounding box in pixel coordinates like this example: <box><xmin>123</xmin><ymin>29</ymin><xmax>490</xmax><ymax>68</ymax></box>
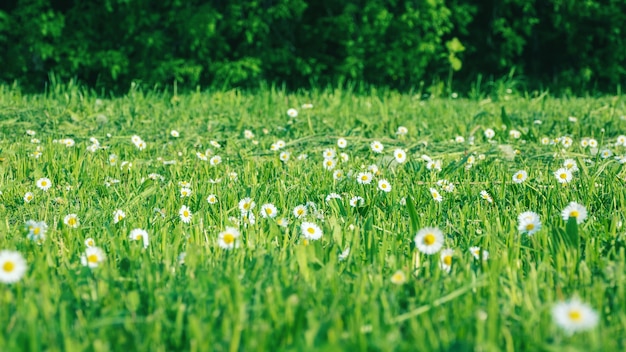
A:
<box><xmin>0</xmin><ymin>84</ymin><xmax>625</xmax><ymax>351</ymax></box>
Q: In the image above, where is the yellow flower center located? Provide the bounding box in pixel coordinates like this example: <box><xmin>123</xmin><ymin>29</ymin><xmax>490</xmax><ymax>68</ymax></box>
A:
<box><xmin>526</xmin><ymin>223</ymin><xmax>535</xmax><ymax>231</ymax></box>
<box><xmin>570</xmin><ymin>210</ymin><xmax>579</xmax><ymax>218</ymax></box>
<box><xmin>307</xmin><ymin>227</ymin><xmax>315</xmax><ymax>234</ymax></box>
<box><xmin>41</xmin><ymin>181</ymin><xmax>47</xmax><ymax>186</ymax></box>
<box><xmin>87</xmin><ymin>254</ymin><xmax>99</xmax><ymax>264</ymax></box>
<box><xmin>243</xmin><ymin>203</ymin><xmax>250</xmax><ymax>210</ymax></box>
<box><xmin>118</xmin><ymin>215</ymin><xmax>124</xmax><ymax>221</ymax></box>
<box><xmin>266</xmin><ymin>208</ymin><xmax>272</xmax><ymax>215</ymax></box>
<box><xmin>391</xmin><ymin>273</ymin><xmax>405</xmax><ymax>283</ymax></box>
<box><xmin>2</xmin><ymin>261</ymin><xmax>15</xmax><ymax>273</ymax></box>
<box><xmin>297</xmin><ymin>209</ymin><xmax>304</xmax><ymax>215</ymax></box>
<box><xmin>361</xmin><ymin>176</ymin><xmax>368</xmax><ymax>181</ymax></box>
<box><xmin>68</xmin><ymin>218</ymin><xmax>77</xmax><ymax>226</ymax></box>
<box><xmin>568</xmin><ymin>310</ymin><xmax>582</xmax><ymax>321</ymax></box>
<box><xmin>423</xmin><ymin>234</ymin><xmax>436</xmax><ymax>245</ymax></box>
<box><xmin>517</xmin><ymin>174</ymin><xmax>523</xmax><ymax>179</ymax></box>
<box><xmin>183</xmin><ymin>210</ymin><xmax>189</xmax><ymax>217</ymax></box>
<box><xmin>326</xmin><ymin>161</ymin><xmax>332</xmax><ymax>166</ymax></box>
<box><xmin>33</xmin><ymin>227</ymin><xmax>40</xmax><ymax>235</ymax></box>
<box><xmin>443</xmin><ymin>256</ymin><xmax>452</xmax><ymax>266</ymax></box>
<box><xmin>382</xmin><ymin>184</ymin><xmax>387</xmax><ymax>189</ymax></box>
<box><xmin>87</xmin><ymin>240</ymin><xmax>94</xmax><ymax>246</ymax></box>
<box><xmin>223</xmin><ymin>233</ymin><xmax>235</xmax><ymax>244</ymax></box>
<box><xmin>560</xmin><ymin>173</ymin><xmax>567</xmax><ymax>179</ymax></box>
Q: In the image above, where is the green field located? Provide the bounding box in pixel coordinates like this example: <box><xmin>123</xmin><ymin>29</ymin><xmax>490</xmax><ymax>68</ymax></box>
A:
<box><xmin>1</xmin><ymin>85</ymin><xmax>625</xmax><ymax>351</ymax></box>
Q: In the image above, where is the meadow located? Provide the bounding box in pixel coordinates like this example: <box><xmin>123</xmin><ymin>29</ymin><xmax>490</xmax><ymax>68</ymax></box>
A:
<box><xmin>0</xmin><ymin>84</ymin><xmax>625</xmax><ymax>351</ymax></box>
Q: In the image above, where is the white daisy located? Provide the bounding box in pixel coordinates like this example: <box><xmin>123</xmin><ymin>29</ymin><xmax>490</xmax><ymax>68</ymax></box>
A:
<box><xmin>561</xmin><ymin>202</ymin><xmax>588</xmax><ymax>224</ymax></box>
<box><xmin>356</xmin><ymin>172</ymin><xmax>373</xmax><ymax>185</ymax></box>
<box><xmin>484</xmin><ymin>128</ymin><xmax>495</xmax><ymax>139</ymax></box>
<box><xmin>301</xmin><ymin>222</ymin><xmax>323</xmax><ymax>240</ymax></box>
<box><xmin>81</xmin><ymin>247</ymin><xmax>106</xmax><ymax>268</ymax></box>
<box><xmin>333</xmin><ymin>170</ymin><xmax>344</xmax><ymax>181</ymax></box>
<box><xmin>349</xmin><ymin>196</ymin><xmax>364</xmax><ymax>207</ymax></box>
<box><xmin>0</xmin><ymin>250</ymin><xmax>27</xmax><ymax>284</ymax></box>
<box><xmin>554</xmin><ymin>168</ymin><xmax>573</xmax><ymax>184</ymax></box>
<box><xmin>440</xmin><ymin>248</ymin><xmax>454</xmax><ymax>272</ymax></box>
<box><xmin>84</xmin><ymin>238</ymin><xmax>96</xmax><ymax>248</ymax></box>
<box><xmin>179</xmin><ymin>205</ymin><xmax>192</xmax><ymax>223</ymax></box>
<box><xmin>518</xmin><ymin>211</ymin><xmax>541</xmax><ymax>235</ymax></box>
<box><xmin>63</xmin><ymin>214</ymin><xmax>80</xmax><ymax>228</ymax></box>
<box><xmin>293</xmin><ymin>204</ymin><xmax>307</xmax><ymax>218</ymax></box>
<box><xmin>414</xmin><ymin>227</ymin><xmax>445</xmax><ymax>255</ymax></box>
<box><xmin>552</xmin><ymin>298</ymin><xmax>599</xmax><ymax>334</ymax></box>
<box><xmin>25</xmin><ymin>220</ymin><xmax>47</xmax><ymax>243</ymax></box>
<box><xmin>180</xmin><ymin>187</ymin><xmax>192</xmax><ymax>197</ymax></box>
<box><xmin>337</xmin><ymin>138</ymin><xmax>348</xmax><ymax>149</ymax></box>
<box><xmin>239</xmin><ymin>198</ymin><xmax>255</xmax><ymax>214</ymax></box>
<box><xmin>378</xmin><ymin>179</ymin><xmax>392</xmax><ymax>192</ymax></box>
<box><xmin>429</xmin><ymin>187</ymin><xmax>443</xmax><ymax>202</ymax></box>
<box><xmin>323</xmin><ymin>158</ymin><xmax>336</xmax><ymax>170</ymax></box>
<box><xmin>113</xmin><ymin>209</ymin><xmax>126</xmax><ymax>224</ymax></box>
<box><xmin>129</xmin><ymin>228</ymin><xmax>149</xmax><ymax>248</ymax></box>
<box><xmin>370</xmin><ymin>141</ymin><xmax>384</xmax><ymax>153</ymax></box>
<box><xmin>210</xmin><ymin>155</ymin><xmax>222</xmax><ymax>166</ymax></box>
<box><xmin>323</xmin><ymin>148</ymin><xmax>337</xmax><ymax>159</ymax></box>
<box><xmin>207</xmin><ymin>194</ymin><xmax>218</xmax><ymax>204</ymax></box>
<box><xmin>563</xmin><ymin>159</ymin><xmax>579</xmax><ymax>172</ymax></box>
<box><xmin>287</xmin><ymin>108</ymin><xmax>298</xmax><ymax>118</ymax></box>
<box><xmin>394</xmin><ymin>149</ymin><xmax>407</xmax><ymax>163</ymax></box>
<box><xmin>218</xmin><ymin>227</ymin><xmax>241</xmax><ymax>249</ymax></box>
<box><xmin>36</xmin><ymin>177</ymin><xmax>52</xmax><ymax>191</ymax></box>
<box><xmin>260</xmin><ymin>203</ymin><xmax>278</xmax><ymax>219</ymax></box>
<box><xmin>512</xmin><ymin>170</ymin><xmax>528</xmax><ymax>184</ymax></box>
<box><xmin>23</xmin><ymin>192</ymin><xmax>34</xmax><ymax>203</ymax></box>
<box><xmin>390</xmin><ymin>270</ymin><xmax>407</xmax><ymax>285</ymax></box>
<box><xmin>396</xmin><ymin>126</ymin><xmax>408</xmax><ymax>136</ymax></box>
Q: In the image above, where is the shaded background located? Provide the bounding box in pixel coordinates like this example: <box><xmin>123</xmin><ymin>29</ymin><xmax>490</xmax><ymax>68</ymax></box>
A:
<box><xmin>0</xmin><ymin>0</ymin><xmax>625</xmax><ymax>93</ymax></box>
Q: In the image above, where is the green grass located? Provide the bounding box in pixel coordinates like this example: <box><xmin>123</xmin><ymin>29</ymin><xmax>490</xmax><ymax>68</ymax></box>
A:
<box><xmin>0</xmin><ymin>84</ymin><xmax>625</xmax><ymax>351</ymax></box>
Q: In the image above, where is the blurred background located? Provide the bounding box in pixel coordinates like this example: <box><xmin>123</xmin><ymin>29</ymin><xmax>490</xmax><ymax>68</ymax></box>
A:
<box><xmin>0</xmin><ymin>0</ymin><xmax>624</xmax><ymax>94</ymax></box>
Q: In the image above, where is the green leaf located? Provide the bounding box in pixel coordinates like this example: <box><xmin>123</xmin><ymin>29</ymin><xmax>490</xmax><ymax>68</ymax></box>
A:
<box><xmin>501</xmin><ymin>106</ymin><xmax>511</xmax><ymax>129</ymax></box>
<box><xmin>406</xmin><ymin>196</ymin><xmax>418</xmax><ymax>234</ymax></box>
<box><xmin>565</xmin><ymin>217</ymin><xmax>579</xmax><ymax>248</ymax></box>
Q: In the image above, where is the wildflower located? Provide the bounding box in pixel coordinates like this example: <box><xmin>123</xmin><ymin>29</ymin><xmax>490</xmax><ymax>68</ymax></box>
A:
<box><xmin>368</xmin><ymin>164</ymin><xmax>380</xmax><ymax>175</ymax></box>
<box><xmin>325</xmin><ymin>193</ymin><xmax>341</xmax><ymax>203</ymax></box>
<box><xmin>323</xmin><ymin>148</ymin><xmax>336</xmax><ymax>159</ymax></box>
<box><xmin>323</xmin><ymin>158</ymin><xmax>336</xmax><ymax>170</ymax></box>
<box><xmin>170</xmin><ymin>130</ymin><xmax>180</xmax><ymax>137</ymax></box>
<box><xmin>396</xmin><ymin>126</ymin><xmax>408</xmax><ymax>136</ymax></box>
<box><xmin>276</xmin><ymin>218</ymin><xmax>289</xmax><ymax>228</ymax></box>
<box><xmin>394</xmin><ymin>149</ymin><xmax>407</xmax><ymax>163</ymax></box>
<box><xmin>554</xmin><ymin>168</ymin><xmax>573</xmax><ymax>184</ymax></box>
<box><xmin>518</xmin><ymin>211</ymin><xmax>542</xmax><ymax>235</ymax></box>
<box><xmin>512</xmin><ymin>170</ymin><xmax>528</xmax><ymax>184</ymax></box>
<box><xmin>426</xmin><ymin>160</ymin><xmax>442</xmax><ymax>171</ymax></box>
<box><xmin>279</xmin><ymin>151</ymin><xmax>290</xmax><ymax>162</ymax></box>
<box><xmin>563</xmin><ymin>159</ymin><xmax>578</xmax><ymax>172</ymax></box>
<box><xmin>36</xmin><ymin>177</ymin><xmax>52</xmax><ymax>191</ymax></box>
<box><xmin>509</xmin><ymin>130</ymin><xmax>521</xmax><ymax>139</ymax></box>
<box><xmin>616</xmin><ymin>135</ymin><xmax>626</xmax><ymax>146</ymax></box>
<box><xmin>600</xmin><ymin>149</ymin><xmax>613</xmax><ymax>159</ymax></box>
<box><xmin>390</xmin><ymin>270</ymin><xmax>407</xmax><ymax>285</ymax></box>
<box><xmin>239</xmin><ymin>198</ymin><xmax>255</xmax><ymax>215</ymax></box>
<box><xmin>260</xmin><ymin>204</ymin><xmax>278</xmax><ymax>219</ymax></box>
<box><xmin>561</xmin><ymin>137</ymin><xmax>573</xmax><ymax>148</ymax></box>
<box><xmin>484</xmin><ymin>129</ymin><xmax>495</xmax><ymax>139</ymax></box>
<box><xmin>455</xmin><ymin>136</ymin><xmax>465</xmax><ymax>143</ymax></box>
<box><xmin>218</xmin><ymin>227</ymin><xmax>241</xmax><ymax>249</ymax></box>
<box><xmin>297</xmin><ymin>154</ymin><xmax>308</xmax><ymax>160</ymax></box>
<box><xmin>561</xmin><ymin>202</ymin><xmax>588</xmax><ymax>224</ymax></box>
<box><xmin>210</xmin><ymin>155</ymin><xmax>222</xmax><ymax>166</ymax></box>
<box><xmin>113</xmin><ymin>209</ymin><xmax>126</xmax><ymax>224</ymax></box>
<box><xmin>293</xmin><ymin>204</ymin><xmax>307</xmax><ymax>218</ymax></box>
<box><xmin>414</xmin><ymin>227</ymin><xmax>445</xmax><ymax>255</ymax></box>
<box><xmin>287</xmin><ymin>108</ymin><xmax>298</xmax><ymax>118</ymax></box>
<box><xmin>84</xmin><ymin>238</ymin><xmax>95</xmax><ymax>248</ymax></box>
<box><xmin>26</xmin><ymin>129</ymin><xmax>36</xmax><ymax>136</ymax></box>
<box><xmin>206</xmin><ymin>194</ymin><xmax>218</xmax><ymax>204</ymax></box>
<box><xmin>429</xmin><ymin>188</ymin><xmax>442</xmax><ymax>202</ymax></box>
<box><xmin>480</xmin><ymin>190</ymin><xmax>493</xmax><ymax>203</ymax></box>
<box><xmin>356</xmin><ymin>172</ymin><xmax>373</xmax><ymax>185</ymax></box>
<box><xmin>581</xmin><ymin>139</ymin><xmax>589</xmax><ymax>148</ymax></box>
<box><xmin>25</xmin><ymin>220</ymin><xmax>47</xmax><ymax>243</ymax></box>
<box><xmin>210</xmin><ymin>140</ymin><xmax>221</xmax><ymax>148</ymax></box>
<box><xmin>469</xmin><ymin>246</ymin><xmax>489</xmax><ymax>261</ymax></box>
<box><xmin>63</xmin><ymin>214</ymin><xmax>80</xmax><ymax>228</ymax></box>
<box><xmin>179</xmin><ymin>205</ymin><xmax>192</xmax><ymax>223</ymax></box>
<box><xmin>338</xmin><ymin>247</ymin><xmax>350</xmax><ymax>261</ymax></box>
<box><xmin>589</xmin><ymin>139</ymin><xmax>598</xmax><ymax>148</ymax></box>
<box><xmin>333</xmin><ymin>170</ymin><xmax>344</xmax><ymax>181</ymax></box>
<box><xmin>228</xmin><ymin>172</ymin><xmax>238</xmax><ymax>181</ymax></box>
<box><xmin>81</xmin><ymin>247</ymin><xmax>106</xmax><ymax>268</ymax></box>
<box><xmin>180</xmin><ymin>187</ymin><xmax>192</xmax><ymax>197</ymax></box>
<box><xmin>349</xmin><ymin>196</ymin><xmax>364</xmax><ymax>207</ymax></box>
<box><xmin>244</xmin><ymin>130</ymin><xmax>254</xmax><ymax>139</ymax></box>
<box><xmin>552</xmin><ymin>298</ymin><xmax>599</xmax><ymax>334</ymax></box>
<box><xmin>0</xmin><ymin>250</ymin><xmax>27</xmax><ymax>284</ymax></box>
<box><xmin>108</xmin><ymin>154</ymin><xmax>118</xmax><ymax>165</ymax></box>
<box><xmin>301</xmin><ymin>222</ymin><xmax>323</xmax><ymax>240</ymax></box>
<box><xmin>370</xmin><ymin>141</ymin><xmax>384</xmax><ymax>153</ymax></box>
<box><xmin>23</xmin><ymin>192</ymin><xmax>34</xmax><ymax>203</ymax></box>
<box><xmin>340</xmin><ymin>153</ymin><xmax>349</xmax><ymax>162</ymax></box>
<box><xmin>337</xmin><ymin>138</ymin><xmax>347</xmax><ymax>149</ymax></box>
<box><xmin>129</xmin><ymin>228</ymin><xmax>149</xmax><ymax>248</ymax></box>
<box><xmin>440</xmin><ymin>248</ymin><xmax>454</xmax><ymax>272</ymax></box>
<box><xmin>378</xmin><ymin>179</ymin><xmax>392</xmax><ymax>192</ymax></box>
<box><xmin>302</xmin><ymin>103</ymin><xmax>313</xmax><ymax>109</ymax></box>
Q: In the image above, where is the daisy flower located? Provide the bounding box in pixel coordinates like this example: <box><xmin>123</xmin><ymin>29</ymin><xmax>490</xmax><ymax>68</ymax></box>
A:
<box><xmin>509</xmin><ymin>130</ymin><xmax>521</xmax><ymax>139</ymax></box>
<box><xmin>518</xmin><ymin>211</ymin><xmax>542</xmax><ymax>235</ymax></box>
<box><xmin>469</xmin><ymin>246</ymin><xmax>489</xmax><ymax>261</ymax></box>
<box><xmin>239</xmin><ymin>198</ymin><xmax>255</xmax><ymax>214</ymax></box>
<box><xmin>368</xmin><ymin>164</ymin><xmax>380</xmax><ymax>175</ymax></box>
<box><xmin>129</xmin><ymin>228</ymin><xmax>149</xmax><ymax>248</ymax></box>
<box><xmin>378</xmin><ymin>179</ymin><xmax>392</xmax><ymax>192</ymax></box>
<box><xmin>218</xmin><ymin>227</ymin><xmax>241</xmax><ymax>249</ymax></box>
<box><xmin>479</xmin><ymin>190</ymin><xmax>493</xmax><ymax>203</ymax></box>
<box><xmin>484</xmin><ymin>128</ymin><xmax>495</xmax><ymax>139</ymax></box>
<box><xmin>580</xmin><ymin>139</ymin><xmax>589</xmax><ymax>148</ymax></box>
<box><xmin>301</xmin><ymin>222</ymin><xmax>323</xmax><ymax>240</ymax></box>
<box><xmin>325</xmin><ymin>193</ymin><xmax>341</xmax><ymax>203</ymax></box>
<box><xmin>279</xmin><ymin>151</ymin><xmax>290</xmax><ymax>162</ymax></box>
<box><xmin>113</xmin><ymin>209</ymin><xmax>126</xmax><ymax>224</ymax></box>
<box><xmin>180</xmin><ymin>187</ymin><xmax>192</xmax><ymax>197</ymax></box>
<box><xmin>179</xmin><ymin>205</ymin><xmax>192</xmax><ymax>223</ymax></box>
<box><xmin>455</xmin><ymin>136</ymin><xmax>465</xmax><ymax>143</ymax></box>
<box><xmin>260</xmin><ymin>203</ymin><xmax>278</xmax><ymax>218</ymax></box>
<box><xmin>210</xmin><ymin>140</ymin><xmax>221</xmax><ymax>148</ymax></box>
<box><xmin>440</xmin><ymin>248</ymin><xmax>454</xmax><ymax>272</ymax></box>
<box><xmin>561</xmin><ymin>202</ymin><xmax>588</xmax><ymax>224</ymax></box>
<box><xmin>338</xmin><ymin>247</ymin><xmax>350</xmax><ymax>261</ymax></box>
<box><xmin>426</xmin><ymin>160</ymin><xmax>442</xmax><ymax>171</ymax></box>
<box><xmin>228</xmin><ymin>172</ymin><xmax>238</xmax><ymax>181</ymax></box>
<box><xmin>36</xmin><ymin>177</ymin><xmax>52</xmax><ymax>191</ymax></box>
<box><xmin>563</xmin><ymin>159</ymin><xmax>578</xmax><ymax>172</ymax></box>
<box><xmin>396</xmin><ymin>126</ymin><xmax>408</xmax><ymax>136</ymax></box>
<box><xmin>323</xmin><ymin>148</ymin><xmax>336</xmax><ymax>159</ymax></box>
<box><xmin>63</xmin><ymin>214</ymin><xmax>80</xmax><ymax>228</ymax></box>
<box><xmin>600</xmin><ymin>149</ymin><xmax>612</xmax><ymax>159</ymax></box>
<box><xmin>23</xmin><ymin>192</ymin><xmax>34</xmax><ymax>203</ymax></box>
<box><xmin>170</xmin><ymin>130</ymin><xmax>180</xmax><ymax>137</ymax></box>
<box><xmin>370</xmin><ymin>141</ymin><xmax>384</xmax><ymax>153</ymax></box>
<box><xmin>26</xmin><ymin>129</ymin><xmax>36</xmax><ymax>136</ymax></box>
<box><xmin>210</xmin><ymin>155</ymin><xmax>222</xmax><ymax>166</ymax></box>
<box><xmin>394</xmin><ymin>149</ymin><xmax>407</xmax><ymax>163</ymax></box>
<box><xmin>333</xmin><ymin>170</ymin><xmax>344</xmax><ymax>180</ymax></box>
<box><xmin>356</xmin><ymin>172</ymin><xmax>373</xmax><ymax>185</ymax></box>
<box><xmin>337</xmin><ymin>138</ymin><xmax>347</xmax><ymax>149</ymax></box>
<box><xmin>561</xmin><ymin>137</ymin><xmax>573</xmax><ymax>148</ymax></box>
<box><xmin>25</xmin><ymin>220</ymin><xmax>47</xmax><ymax>243</ymax></box>
<box><xmin>616</xmin><ymin>135</ymin><xmax>626</xmax><ymax>146</ymax></box>
<box><xmin>293</xmin><ymin>204</ymin><xmax>307</xmax><ymax>218</ymax></box>
<box><xmin>81</xmin><ymin>247</ymin><xmax>106</xmax><ymax>268</ymax></box>
<box><xmin>206</xmin><ymin>194</ymin><xmax>218</xmax><ymax>204</ymax></box>
<box><xmin>276</xmin><ymin>140</ymin><xmax>286</xmax><ymax>149</ymax></box>
<box><xmin>340</xmin><ymin>153</ymin><xmax>349</xmax><ymax>162</ymax></box>
<box><xmin>554</xmin><ymin>168</ymin><xmax>573</xmax><ymax>184</ymax></box>
<box><xmin>552</xmin><ymin>298</ymin><xmax>599</xmax><ymax>334</ymax></box>
<box><xmin>429</xmin><ymin>188</ymin><xmax>442</xmax><ymax>202</ymax></box>
<box><xmin>349</xmin><ymin>196</ymin><xmax>364</xmax><ymax>207</ymax></box>
<box><xmin>512</xmin><ymin>170</ymin><xmax>528</xmax><ymax>184</ymax></box>
<box><xmin>414</xmin><ymin>227</ymin><xmax>445</xmax><ymax>255</ymax></box>
<box><xmin>84</xmin><ymin>238</ymin><xmax>96</xmax><ymax>248</ymax></box>
<box><xmin>244</xmin><ymin>130</ymin><xmax>254</xmax><ymax>139</ymax></box>
<box><xmin>0</xmin><ymin>250</ymin><xmax>27</xmax><ymax>284</ymax></box>
<box><xmin>276</xmin><ymin>218</ymin><xmax>289</xmax><ymax>228</ymax></box>
<box><xmin>323</xmin><ymin>158</ymin><xmax>336</xmax><ymax>170</ymax></box>
<box><xmin>589</xmin><ymin>139</ymin><xmax>598</xmax><ymax>148</ymax></box>
<box><xmin>390</xmin><ymin>270</ymin><xmax>407</xmax><ymax>285</ymax></box>
<box><xmin>287</xmin><ymin>108</ymin><xmax>298</xmax><ymax>118</ymax></box>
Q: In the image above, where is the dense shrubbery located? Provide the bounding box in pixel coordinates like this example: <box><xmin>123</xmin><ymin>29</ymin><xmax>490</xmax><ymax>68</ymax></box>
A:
<box><xmin>0</xmin><ymin>0</ymin><xmax>624</xmax><ymax>92</ymax></box>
